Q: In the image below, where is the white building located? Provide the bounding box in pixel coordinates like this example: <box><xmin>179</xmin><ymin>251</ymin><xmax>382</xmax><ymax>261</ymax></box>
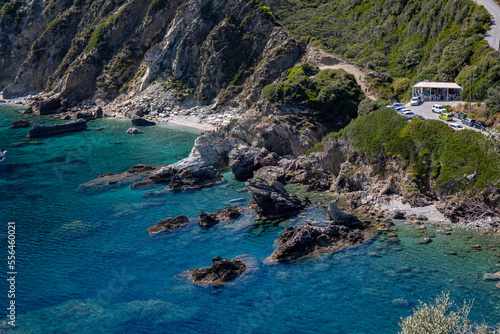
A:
<box><xmin>412</xmin><ymin>81</ymin><xmax>462</xmax><ymax>101</ymax></box>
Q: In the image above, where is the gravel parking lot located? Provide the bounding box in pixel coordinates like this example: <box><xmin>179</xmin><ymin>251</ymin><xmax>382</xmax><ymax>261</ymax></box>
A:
<box><xmin>402</xmin><ymin>100</ymin><xmax>483</xmax><ymax>132</ymax></box>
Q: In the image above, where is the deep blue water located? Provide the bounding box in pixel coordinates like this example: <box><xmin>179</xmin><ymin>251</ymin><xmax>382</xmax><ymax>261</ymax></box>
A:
<box><xmin>0</xmin><ymin>104</ymin><xmax>499</xmax><ymax>333</ymax></box>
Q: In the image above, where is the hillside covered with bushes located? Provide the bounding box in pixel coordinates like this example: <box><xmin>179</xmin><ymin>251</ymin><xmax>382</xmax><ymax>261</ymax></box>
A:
<box><xmin>266</xmin><ymin>0</ymin><xmax>500</xmax><ymax>125</ymax></box>
<box><xmin>262</xmin><ymin>64</ymin><xmax>364</xmax><ymax>124</ymax></box>
<box><xmin>317</xmin><ymin>108</ymin><xmax>500</xmax><ymax>200</ymax></box>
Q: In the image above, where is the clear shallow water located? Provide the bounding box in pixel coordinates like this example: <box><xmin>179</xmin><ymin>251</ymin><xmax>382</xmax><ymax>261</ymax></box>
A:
<box><xmin>0</xmin><ymin>104</ymin><xmax>499</xmax><ymax>333</ymax></box>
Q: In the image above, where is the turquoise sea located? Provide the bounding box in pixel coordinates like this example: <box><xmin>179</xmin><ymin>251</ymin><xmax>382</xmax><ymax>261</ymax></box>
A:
<box><xmin>0</xmin><ymin>104</ymin><xmax>499</xmax><ymax>333</ymax></box>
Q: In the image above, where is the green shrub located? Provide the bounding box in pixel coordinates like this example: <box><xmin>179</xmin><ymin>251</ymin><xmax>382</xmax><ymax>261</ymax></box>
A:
<box><xmin>399</xmin><ymin>292</ymin><xmax>499</xmax><ymax>334</ymax></box>
<box><xmin>305</xmin><ymin>142</ymin><xmax>324</xmax><ymax>155</ymax></box>
<box><xmin>149</xmin><ymin>0</ymin><xmax>168</xmax><ymax>13</ymax></box>
<box><xmin>437</xmin><ymin>130</ymin><xmax>500</xmax><ymax>190</ymax></box>
<box><xmin>1</xmin><ymin>2</ymin><xmax>15</xmax><ymax>18</ymax></box>
<box><xmin>262</xmin><ymin>64</ymin><xmax>363</xmax><ymax>118</ymax></box>
<box><xmin>341</xmin><ymin>108</ymin><xmax>408</xmax><ymax>160</ymax></box>
<box><xmin>357</xmin><ymin>98</ymin><xmax>379</xmax><ymax>116</ymax></box>
<box><xmin>86</xmin><ymin>7</ymin><xmax>124</xmax><ymax>51</ymax></box>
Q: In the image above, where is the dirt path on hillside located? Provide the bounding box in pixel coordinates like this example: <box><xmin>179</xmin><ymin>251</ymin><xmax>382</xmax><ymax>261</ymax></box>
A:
<box><xmin>307</xmin><ymin>48</ymin><xmax>377</xmax><ymax>101</ymax></box>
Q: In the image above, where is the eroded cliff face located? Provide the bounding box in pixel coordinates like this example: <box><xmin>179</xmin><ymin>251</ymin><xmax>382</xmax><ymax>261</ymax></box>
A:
<box><xmin>0</xmin><ymin>0</ymin><xmax>303</xmax><ymax>109</ymax></box>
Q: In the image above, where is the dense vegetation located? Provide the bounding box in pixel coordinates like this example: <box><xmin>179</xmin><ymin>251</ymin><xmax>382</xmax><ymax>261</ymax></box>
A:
<box><xmin>262</xmin><ymin>63</ymin><xmax>364</xmax><ymax>119</ymax></box>
<box><xmin>266</xmin><ymin>0</ymin><xmax>500</xmax><ymax>125</ymax></box>
<box><xmin>399</xmin><ymin>293</ymin><xmax>499</xmax><ymax>333</ymax></box>
<box><xmin>320</xmin><ymin>108</ymin><xmax>500</xmax><ymax>194</ymax></box>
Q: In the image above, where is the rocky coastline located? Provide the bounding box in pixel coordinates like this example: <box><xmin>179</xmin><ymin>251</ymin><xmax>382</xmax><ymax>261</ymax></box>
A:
<box><xmin>5</xmin><ymin>90</ymin><xmax>499</xmax><ymax>234</ymax></box>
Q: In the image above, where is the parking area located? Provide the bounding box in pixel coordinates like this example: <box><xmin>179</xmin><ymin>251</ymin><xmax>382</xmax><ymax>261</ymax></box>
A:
<box><xmin>403</xmin><ymin>101</ymin><xmax>484</xmax><ymax>133</ymax></box>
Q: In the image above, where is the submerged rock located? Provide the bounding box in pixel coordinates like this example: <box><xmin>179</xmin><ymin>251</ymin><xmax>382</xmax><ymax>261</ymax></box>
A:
<box><xmin>246</xmin><ymin>178</ymin><xmax>309</xmax><ymax>220</ymax></box>
<box><xmin>147</xmin><ymin>215</ymin><xmax>189</xmax><ymax>235</ymax></box>
<box><xmin>126</xmin><ymin>127</ymin><xmax>142</xmax><ymax>134</ymax></box>
<box><xmin>418</xmin><ymin>237</ymin><xmax>432</xmax><ymax>244</ymax></box>
<box><xmin>267</xmin><ymin>223</ymin><xmax>366</xmax><ymax>262</ymax></box>
<box><xmin>198</xmin><ymin>206</ymin><xmax>245</xmax><ymax>228</ymax></box>
<box><xmin>10</xmin><ymin>119</ymin><xmax>30</xmax><ymax>128</ymax></box>
<box><xmin>187</xmin><ymin>256</ymin><xmax>247</xmax><ymax>286</ymax></box>
<box><xmin>483</xmin><ymin>272</ymin><xmax>500</xmax><ymax>281</ymax></box>
<box><xmin>50</xmin><ymin>220</ymin><xmax>100</xmax><ymax>241</ymax></box>
<box><xmin>79</xmin><ymin>164</ymin><xmax>162</xmax><ymax>193</ymax></box>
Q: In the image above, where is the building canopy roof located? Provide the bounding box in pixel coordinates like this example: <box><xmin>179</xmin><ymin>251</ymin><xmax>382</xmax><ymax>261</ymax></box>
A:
<box><xmin>412</xmin><ymin>81</ymin><xmax>462</xmax><ymax>90</ymax></box>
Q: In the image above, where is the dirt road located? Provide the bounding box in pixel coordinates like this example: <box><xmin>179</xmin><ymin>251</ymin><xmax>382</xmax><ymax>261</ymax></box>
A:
<box><xmin>309</xmin><ymin>48</ymin><xmax>376</xmax><ymax>100</ymax></box>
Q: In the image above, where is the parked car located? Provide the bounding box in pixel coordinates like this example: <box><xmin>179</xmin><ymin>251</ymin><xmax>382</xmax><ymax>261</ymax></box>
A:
<box><xmin>432</xmin><ymin>104</ymin><xmax>447</xmax><ymax>113</ymax></box>
<box><xmin>439</xmin><ymin>113</ymin><xmax>453</xmax><ymax>121</ymax></box>
<box><xmin>473</xmin><ymin>121</ymin><xmax>487</xmax><ymax>130</ymax></box>
<box><xmin>449</xmin><ymin>123</ymin><xmax>464</xmax><ymax>131</ymax></box>
<box><xmin>403</xmin><ymin>112</ymin><xmax>418</xmax><ymax>119</ymax></box>
<box><xmin>410</xmin><ymin>97</ymin><xmax>421</xmax><ymax>106</ymax></box>
<box><xmin>386</xmin><ymin>103</ymin><xmax>405</xmax><ymax>109</ymax></box>
<box><xmin>394</xmin><ymin>106</ymin><xmax>407</xmax><ymax>111</ymax></box>
<box><xmin>461</xmin><ymin>118</ymin><xmax>475</xmax><ymax>126</ymax></box>
<box><xmin>416</xmin><ymin>115</ymin><xmax>426</xmax><ymax>120</ymax></box>
<box><xmin>398</xmin><ymin>108</ymin><xmax>412</xmax><ymax>114</ymax></box>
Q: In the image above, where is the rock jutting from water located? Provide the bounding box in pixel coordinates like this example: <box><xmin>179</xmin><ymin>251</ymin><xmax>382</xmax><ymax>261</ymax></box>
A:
<box><xmin>198</xmin><ymin>206</ymin><xmax>245</xmax><ymax>228</ymax></box>
<box><xmin>327</xmin><ymin>201</ymin><xmax>368</xmax><ymax>229</ymax></box>
<box><xmin>131</xmin><ymin>157</ymin><xmax>226</xmax><ymax>192</ymax></box>
<box><xmin>229</xmin><ymin>145</ymin><xmax>279</xmax><ymax>181</ymax></box>
<box><xmin>186</xmin><ymin>256</ymin><xmax>247</xmax><ymax>286</ymax></box>
<box><xmin>27</xmin><ymin>118</ymin><xmax>87</xmax><ymax>138</ymax></box>
<box><xmin>246</xmin><ymin>178</ymin><xmax>310</xmax><ymax>221</ymax></box>
<box><xmin>131</xmin><ymin>115</ymin><xmax>155</xmax><ymax>126</ymax></box>
<box><xmin>267</xmin><ymin>201</ymin><xmax>372</xmax><ymax>262</ymax></box>
<box><xmin>267</xmin><ymin>223</ymin><xmax>366</xmax><ymax>262</ymax></box>
<box><xmin>147</xmin><ymin>215</ymin><xmax>189</xmax><ymax>235</ymax></box>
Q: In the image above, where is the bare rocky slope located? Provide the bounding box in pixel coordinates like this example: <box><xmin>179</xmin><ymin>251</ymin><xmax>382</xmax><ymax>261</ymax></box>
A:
<box><xmin>0</xmin><ymin>0</ymin><xmax>302</xmax><ymax>109</ymax></box>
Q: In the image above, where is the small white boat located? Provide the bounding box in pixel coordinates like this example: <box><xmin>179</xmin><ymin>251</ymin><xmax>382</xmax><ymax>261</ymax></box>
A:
<box><xmin>0</xmin><ymin>150</ymin><xmax>6</xmax><ymax>163</ymax></box>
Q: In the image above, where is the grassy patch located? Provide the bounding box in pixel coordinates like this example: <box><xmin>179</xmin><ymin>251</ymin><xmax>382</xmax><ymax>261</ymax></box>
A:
<box><xmin>86</xmin><ymin>6</ymin><xmax>125</xmax><ymax>51</ymax></box>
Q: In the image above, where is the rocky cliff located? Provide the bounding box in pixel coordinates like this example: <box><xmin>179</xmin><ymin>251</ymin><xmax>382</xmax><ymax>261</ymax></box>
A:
<box><xmin>0</xmin><ymin>0</ymin><xmax>302</xmax><ymax>109</ymax></box>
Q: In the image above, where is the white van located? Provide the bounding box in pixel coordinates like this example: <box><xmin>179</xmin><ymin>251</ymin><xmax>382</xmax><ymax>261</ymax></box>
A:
<box><xmin>431</xmin><ymin>104</ymin><xmax>446</xmax><ymax>113</ymax></box>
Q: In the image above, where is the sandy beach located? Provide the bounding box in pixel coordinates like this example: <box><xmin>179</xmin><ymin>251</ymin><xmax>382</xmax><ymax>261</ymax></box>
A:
<box><xmin>155</xmin><ymin>111</ymin><xmax>236</xmax><ymax>132</ymax></box>
<box><xmin>158</xmin><ymin>115</ymin><xmax>217</xmax><ymax>132</ymax></box>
